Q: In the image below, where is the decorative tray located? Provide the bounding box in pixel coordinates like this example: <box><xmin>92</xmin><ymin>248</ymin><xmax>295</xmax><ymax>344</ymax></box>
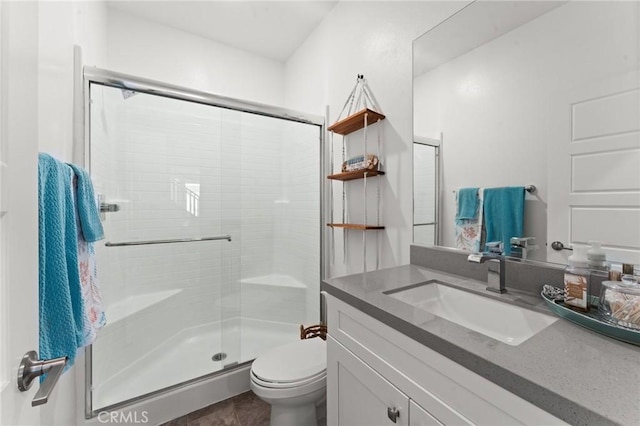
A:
<box><xmin>541</xmin><ymin>291</ymin><xmax>640</xmax><ymax>346</ymax></box>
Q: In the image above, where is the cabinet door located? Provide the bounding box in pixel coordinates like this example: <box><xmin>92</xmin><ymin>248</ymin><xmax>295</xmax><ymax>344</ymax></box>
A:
<box><xmin>410</xmin><ymin>400</ymin><xmax>443</xmax><ymax>426</ymax></box>
<box><xmin>328</xmin><ymin>336</ymin><xmax>409</xmax><ymax>426</ymax></box>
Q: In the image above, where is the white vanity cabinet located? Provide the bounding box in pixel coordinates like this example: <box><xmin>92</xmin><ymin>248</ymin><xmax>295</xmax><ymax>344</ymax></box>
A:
<box><xmin>325</xmin><ymin>293</ymin><xmax>567</xmax><ymax>426</ymax></box>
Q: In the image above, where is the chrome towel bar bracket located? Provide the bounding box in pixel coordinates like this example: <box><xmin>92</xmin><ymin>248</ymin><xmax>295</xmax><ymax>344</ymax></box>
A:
<box><xmin>99</xmin><ymin>202</ymin><xmax>120</xmax><ymax>213</ymax></box>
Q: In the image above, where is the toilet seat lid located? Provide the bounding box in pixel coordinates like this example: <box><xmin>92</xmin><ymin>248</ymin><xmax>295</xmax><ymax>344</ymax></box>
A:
<box><xmin>251</xmin><ymin>338</ymin><xmax>326</xmax><ymax>384</ymax></box>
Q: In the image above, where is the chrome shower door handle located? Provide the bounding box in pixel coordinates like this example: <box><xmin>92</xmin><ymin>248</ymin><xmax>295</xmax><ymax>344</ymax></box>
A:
<box><xmin>17</xmin><ymin>350</ymin><xmax>68</xmax><ymax>406</ymax></box>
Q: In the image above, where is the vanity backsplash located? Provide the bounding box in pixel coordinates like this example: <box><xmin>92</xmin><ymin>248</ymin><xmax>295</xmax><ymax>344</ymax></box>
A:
<box><xmin>410</xmin><ymin>245</ymin><xmax>610</xmax><ymax>298</ymax></box>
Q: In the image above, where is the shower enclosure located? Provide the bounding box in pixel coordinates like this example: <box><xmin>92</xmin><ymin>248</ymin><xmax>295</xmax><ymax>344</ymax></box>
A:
<box><xmin>83</xmin><ymin>68</ymin><xmax>323</xmax><ymax>415</ymax></box>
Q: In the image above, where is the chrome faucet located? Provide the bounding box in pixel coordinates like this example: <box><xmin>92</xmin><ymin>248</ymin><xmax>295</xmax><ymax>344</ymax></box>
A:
<box><xmin>467</xmin><ymin>251</ymin><xmax>507</xmax><ymax>294</ymax></box>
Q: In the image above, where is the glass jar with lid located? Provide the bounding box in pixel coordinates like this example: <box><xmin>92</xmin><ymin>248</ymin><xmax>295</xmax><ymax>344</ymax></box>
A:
<box><xmin>598</xmin><ymin>275</ymin><xmax>640</xmax><ymax>330</ymax></box>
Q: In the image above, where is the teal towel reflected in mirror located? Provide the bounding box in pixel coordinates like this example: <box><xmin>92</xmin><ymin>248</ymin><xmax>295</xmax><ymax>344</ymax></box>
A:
<box><xmin>456</xmin><ymin>187</ymin><xmax>479</xmax><ymax>220</ymax></box>
<box><xmin>483</xmin><ymin>186</ymin><xmax>525</xmax><ymax>256</ymax></box>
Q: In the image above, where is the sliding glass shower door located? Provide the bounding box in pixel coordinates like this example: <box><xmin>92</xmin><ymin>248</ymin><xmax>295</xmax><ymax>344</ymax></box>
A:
<box><xmin>85</xmin><ymin>69</ymin><xmax>322</xmax><ymax>414</ymax></box>
<box><xmin>89</xmin><ymin>84</ymin><xmax>236</xmax><ymax>410</ymax></box>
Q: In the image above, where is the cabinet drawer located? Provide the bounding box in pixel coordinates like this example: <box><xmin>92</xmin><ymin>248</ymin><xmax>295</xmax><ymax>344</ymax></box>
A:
<box><xmin>326</xmin><ymin>294</ymin><xmax>566</xmax><ymax>426</ymax></box>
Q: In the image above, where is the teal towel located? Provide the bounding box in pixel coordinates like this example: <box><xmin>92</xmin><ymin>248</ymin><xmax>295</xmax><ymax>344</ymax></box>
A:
<box><xmin>67</xmin><ymin>163</ymin><xmax>104</xmax><ymax>242</ymax></box>
<box><xmin>456</xmin><ymin>187</ymin><xmax>479</xmax><ymax>220</ymax></box>
<box><xmin>38</xmin><ymin>153</ymin><xmax>84</xmax><ymax>368</ymax></box>
<box><xmin>483</xmin><ymin>186</ymin><xmax>525</xmax><ymax>256</ymax></box>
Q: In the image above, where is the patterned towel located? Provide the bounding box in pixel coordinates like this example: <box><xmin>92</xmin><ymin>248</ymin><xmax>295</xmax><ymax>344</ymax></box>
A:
<box><xmin>455</xmin><ymin>188</ymin><xmax>485</xmax><ymax>252</ymax></box>
<box><xmin>71</xmin><ymin>172</ymin><xmax>106</xmax><ymax>347</ymax></box>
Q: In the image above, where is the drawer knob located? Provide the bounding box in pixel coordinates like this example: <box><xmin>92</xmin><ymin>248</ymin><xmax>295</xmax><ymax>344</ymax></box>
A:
<box><xmin>387</xmin><ymin>406</ymin><xmax>400</xmax><ymax>423</ymax></box>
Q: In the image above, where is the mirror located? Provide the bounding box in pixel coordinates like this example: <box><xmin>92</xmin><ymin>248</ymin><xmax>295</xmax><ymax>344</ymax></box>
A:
<box><xmin>413</xmin><ymin>0</ymin><xmax>640</xmax><ymax>264</ymax></box>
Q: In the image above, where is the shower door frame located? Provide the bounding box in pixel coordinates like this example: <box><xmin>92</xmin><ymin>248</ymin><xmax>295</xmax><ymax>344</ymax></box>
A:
<box><xmin>82</xmin><ymin>67</ymin><xmax>326</xmax><ymax>418</ymax></box>
<box><xmin>413</xmin><ymin>135</ymin><xmax>442</xmax><ymax>246</ymax></box>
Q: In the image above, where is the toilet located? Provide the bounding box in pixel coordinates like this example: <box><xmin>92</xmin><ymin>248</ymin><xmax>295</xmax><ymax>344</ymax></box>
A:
<box><xmin>250</xmin><ymin>338</ymin><xmax>326</xmax><ymax>426</ymax></box>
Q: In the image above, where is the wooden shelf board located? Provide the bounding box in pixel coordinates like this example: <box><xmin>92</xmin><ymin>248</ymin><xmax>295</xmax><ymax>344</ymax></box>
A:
<box><xmin>327</xmin><ymin>169</ymin><xmax>385</xmax><ymax>181</ymax></box>
<box><xmin>328</xmin><ymin>108</ymin><xmax>386</xmax><ymax>135</ymax></box>
<box><xmin>327</xmin><ymin>223</ymin><xmax>385</xmax><ymax>230</ymax></box>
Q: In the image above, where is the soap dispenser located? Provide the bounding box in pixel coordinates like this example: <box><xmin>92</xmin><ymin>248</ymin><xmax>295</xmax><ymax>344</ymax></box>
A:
<box><xmin>564</xmin><ymin>245</ymin><xmax>590</xmax><ymax>312</ymax></box>
<box><xmin>587</xmin><ymin>240</ymin><xmax>607</xmax><ymax>271</ymax></box>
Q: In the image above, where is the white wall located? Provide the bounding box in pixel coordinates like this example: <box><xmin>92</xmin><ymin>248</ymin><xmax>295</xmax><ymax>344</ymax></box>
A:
<box><xmin>284</xmin><ymin>1</ymin><xmax>469</xmax><ymax>277</ymax></box>
<box><xmin>106</xmin><ymin>8</ymin><xmax>285</xmax><ymax>106</ymax></box>
<box><xmin>39</xmin><ymin>1</ymin><xmax>107</xmax><ymax>161</ymax></box>
<box><xmin>414</xmin><ymin>1</ymin><xmax>639</xmax><ymax>261</ymax></box>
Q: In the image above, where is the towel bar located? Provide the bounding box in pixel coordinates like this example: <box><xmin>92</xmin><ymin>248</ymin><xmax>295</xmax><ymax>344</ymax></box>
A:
<box><xmin>105</xmin><ymin>235</ymin><xmax>232</xmax><ymax>247</ymax></box>
<box><xmin>453</xmin><ymin>185</ymin><xmax>536</xmax><ymax>194</ymax></box>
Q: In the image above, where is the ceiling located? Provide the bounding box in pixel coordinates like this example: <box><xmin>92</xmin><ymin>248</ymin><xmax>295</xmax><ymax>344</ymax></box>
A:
<box><xmin>107</xmin><ymin>0</ymin><xmax>338</xmax><ymax>62</ymax></box>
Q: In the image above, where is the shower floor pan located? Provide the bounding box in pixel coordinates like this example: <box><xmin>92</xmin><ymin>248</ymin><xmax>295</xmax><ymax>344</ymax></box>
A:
<box><xmin>92</xmin><ymin>317</ymin><xmax>299</xmax><ymax>410</ymax></box>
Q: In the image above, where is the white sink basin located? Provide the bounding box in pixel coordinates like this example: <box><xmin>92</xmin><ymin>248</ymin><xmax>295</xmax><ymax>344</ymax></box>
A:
<box><xmin>385</xmin><ymin>281</ymin><xmax>557</xmax><ymax>346</ymax></box>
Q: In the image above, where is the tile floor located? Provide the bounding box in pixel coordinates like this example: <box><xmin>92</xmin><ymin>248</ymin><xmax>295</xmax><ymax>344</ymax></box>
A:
<box><xmin>160</xmin><ymin>391</ymin><xmax>270</xmax><ymax>426</ymax></box>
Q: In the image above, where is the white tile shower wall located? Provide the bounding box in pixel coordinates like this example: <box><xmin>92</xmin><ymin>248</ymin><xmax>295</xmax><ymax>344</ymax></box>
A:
<box><xmin>219</xmin><ymin>108</ymin><xmax>242</xmax><ymax>328</ymax></box>
<box><xmin>279</xmin><ymin>122</ymin><xmax>321</xmax><ymax>324</ymax></box>
<box><xmin>239</xmin><ymin>113</ymin><xmax>280</xmax><ymax>281</ymax></box>
<box><xmin>237</xmin><ymin>115</ymin><xmax>320</xmax><ymax>326</ymax></box>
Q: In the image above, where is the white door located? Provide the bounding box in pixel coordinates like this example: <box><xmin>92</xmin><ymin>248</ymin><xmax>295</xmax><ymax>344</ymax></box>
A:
<box><xmin>0</xmin><ymin>2</ymin><xmax>42</xmax><ymax>425</ymax></box>
<box><xmin>547</xmin><ymin>70</ymin><xmax>640</xmax><ymax>265</ymax></box>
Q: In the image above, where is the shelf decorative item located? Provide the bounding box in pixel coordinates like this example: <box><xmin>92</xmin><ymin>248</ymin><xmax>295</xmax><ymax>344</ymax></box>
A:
<box><xmin>341</xmin><ymin>154</ymin><xmax>379</xmax><ymax>173</ymax></box>
<box><xmin>327</xmin><ymin>74</ymin><xmax>385</xmax><ymax>272</ymax></box>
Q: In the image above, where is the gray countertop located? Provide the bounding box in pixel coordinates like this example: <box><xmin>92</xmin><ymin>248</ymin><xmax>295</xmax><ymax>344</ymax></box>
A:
<box><xmin>322</xmin><ymin>264</ymin><xmax>640</xmax><ymax>426</ymax></box>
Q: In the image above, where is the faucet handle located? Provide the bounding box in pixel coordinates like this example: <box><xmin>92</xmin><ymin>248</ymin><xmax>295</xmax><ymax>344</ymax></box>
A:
<box><xmin>486</xmin><ymin>241</ymin><xmax>503</xmax><ymax>255</ymax></box>
<box><xmin>510</xmin><ymin>236</ymin><xmax>535</xmax><ymax>248</ymax></box>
